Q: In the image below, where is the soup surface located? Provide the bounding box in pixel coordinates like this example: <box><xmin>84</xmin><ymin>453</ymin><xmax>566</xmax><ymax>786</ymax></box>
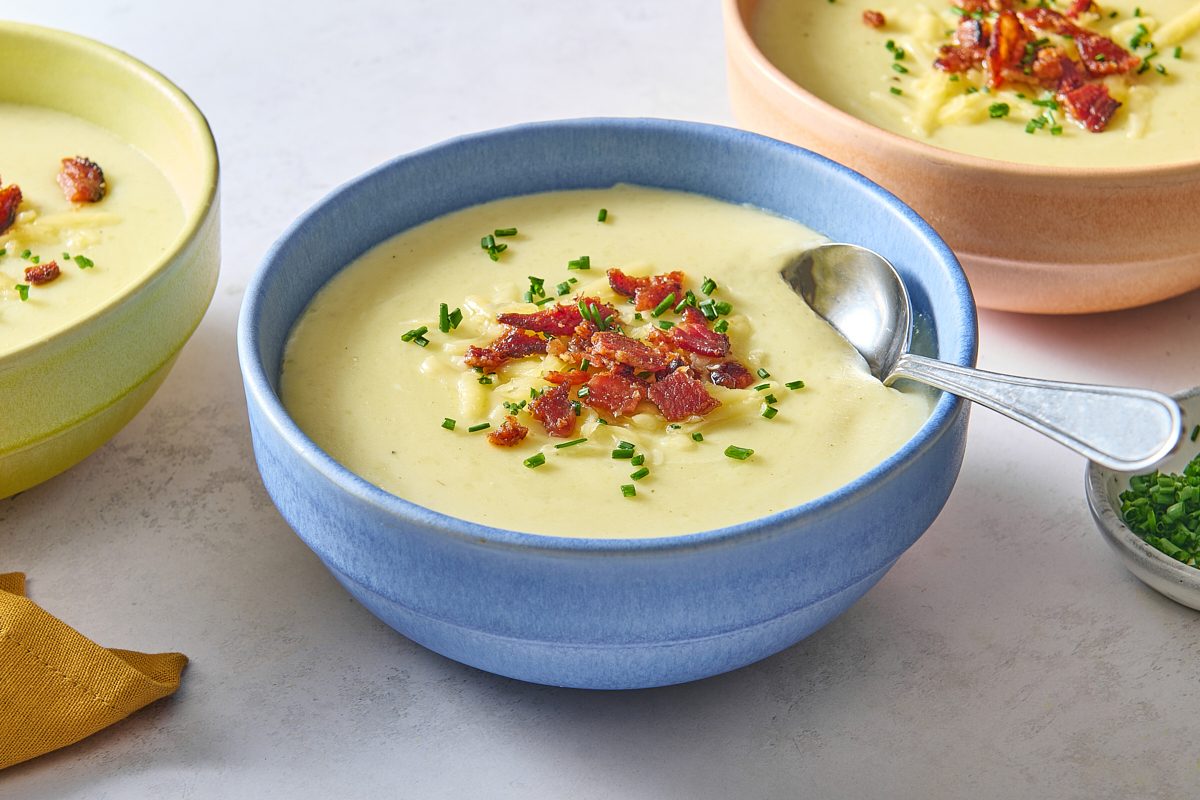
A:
<box><xmin>281</xmin><ymin>186</ymin><xmax>933</xmax><ymax>538</ymax></box>
<box><xmin>752</xmin><ymin>0</ymin><xmax>1200</xmax><ymax>167</ymax></box>
<box><xmin>0</xmin><ymin>103</ymin><xmax>184</xmax><ymax>358</ymax></box>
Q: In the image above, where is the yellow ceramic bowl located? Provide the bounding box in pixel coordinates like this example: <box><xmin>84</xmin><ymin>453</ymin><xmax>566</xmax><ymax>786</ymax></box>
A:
<box><xmin>0</xmin><ymin>22</ymin><xmax>219</xmax><ymax>498</ymax></box>
<box><xmin>723</xmin><ymin>0</ymin><xmax>1200</xmax><ymax>314</ymax></box>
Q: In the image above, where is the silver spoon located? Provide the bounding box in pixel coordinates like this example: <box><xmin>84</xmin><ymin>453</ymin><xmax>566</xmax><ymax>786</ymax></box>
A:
<box><xmin>782</xmin><ymin>243</ymin><xmax>1183</xmax><ymax>472</ymax></box>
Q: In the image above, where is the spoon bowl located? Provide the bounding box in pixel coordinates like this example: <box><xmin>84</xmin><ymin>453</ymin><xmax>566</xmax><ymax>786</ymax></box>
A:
<box><xmin>783</xmin><ymin>243</ymin><xmax>1185</xmax><ymax>472</ymax></box>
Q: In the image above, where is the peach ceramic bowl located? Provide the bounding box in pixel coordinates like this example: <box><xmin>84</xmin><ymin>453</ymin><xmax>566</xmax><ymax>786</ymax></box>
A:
<box><xmin>0</xmin><ymin>23</ymin><xmax>220</xmax><ymax>499</ymax></box>
<box><xmin>723</xmin><ymin>0</ymin><xmax>1200</xmax><ymax>314</ymax></box>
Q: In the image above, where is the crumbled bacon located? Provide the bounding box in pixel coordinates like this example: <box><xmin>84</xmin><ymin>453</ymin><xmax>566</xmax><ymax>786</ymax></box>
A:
<box><xmin>498</xmin><ymin>303</ymin><xmax>583</xmax><ymax>336</ymax></box>
<box><xmin>647</xmin><ymin>368</ymin><xmax>720</xmax><ymax>422</ymax></box>
<box><xmin>464</xmin><ymin>328</ymin><xmax>547</xmax><ymax>371</ymax></box>
<box><xmin>985</xmin><ymin>11</ymin><xmax>1032</xmax><ymax>89</ymax></box>
<box><xmin>607</xmin><ymin>268</ymin><xmax>685</xmax><ymax>312</ymax></box>
<box><xmin>935</xmin><ymin>44</ymin><xmax>986</xmax><ymax>73</ymax></box>
<box><xmin>0</xmin><ymin>184</ymin><xmax>21</xmax><ymax>235</ymax></box>
<box><xmin>581</xmin><ymin>371</ymin><xmax>644</xmax><ymax>417</ymax></box>
<box><xmin>544</xmin><ymin>369</ymin><xmax>591</xmax><ymax>386</ymax></box>
<box><xmin>590</xmin><ymin>330</ymin><xmax>671</xmax><ymax>372</ymax></box>
<box><xmin>487</xmin><ymin>415</ymin><xmax>528</xmax><ymax>447</ymax></box>
<box><xmin>57</xmin><ymin>156</ymin><xmax>106</xmax><ymax>203</ymax></box>
<box><xmin>708</xmin><ymin>361</ymin><xmax>755</xmax><ymax>390</ymax></box>
<box><xmin>1066</xmin><ymin>0</ymin><xmax>1094</xmax><ymax>17</ymax></box>
<box><xmin>1059</xmin><ymin>82</ymin><xmax>1121</xmax><ymax>132</ymax></box>
<box><xmin>1017</xmin><ymin>7</ymin><xmax>1080</xmax><ymax>35</ymax></box>
<box><xmin>1074</xmin><ymin>32</ymin><xmax>1140</xmax><ymax>77</ymax></box>
<box><xmin>955</xmin><ymin>0</ymin><xmax>1013</xmax><ymax>11</ymax></box>
<box><xmin>24</xmin><ymin>261</ymin><xmax>61</xmax><ymax>286</ymax></box>
<box><xmin>528</xmin><ymin>383</ymin><xmax>576</xmax><ymax>438</ymax></box>
<box><xmin>498</xmin><ymin>298</ymin><xmax>619</xmax><ymax>336</ymax></box>
<box><xmin>862</xmin><ymin>10</ymin><xmax>886</xmax><ymax>28</ymax></box>
<box><xmin>665</xmin><ymin>307</ymin><xmax>730</xmax><ymax>358</ymax></box>
<box><xmin>956</xmin><ymin>17</ymin><xmax>989</xmax><ymax>49</ymax></box>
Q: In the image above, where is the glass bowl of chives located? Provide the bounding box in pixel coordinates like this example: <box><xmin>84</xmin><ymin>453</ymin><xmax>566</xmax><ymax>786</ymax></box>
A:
<box><xmin>1086</xmin><ymin>386</ymin><xmax>1200</xmax><ymax>611</ymax></box>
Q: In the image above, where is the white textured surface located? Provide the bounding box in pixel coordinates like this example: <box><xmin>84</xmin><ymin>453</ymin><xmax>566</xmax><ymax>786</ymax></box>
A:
<box><xmin>4</xmin><ymin>2</ymin><xmax>1200</xmax><ymax>797</ymax></box>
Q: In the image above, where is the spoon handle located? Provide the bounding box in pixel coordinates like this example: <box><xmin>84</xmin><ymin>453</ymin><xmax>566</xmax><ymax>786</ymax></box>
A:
<box><xmin>889</xmin><ymin>354</ymin><xmax>1184</xmax><ymax>472</ymax></box>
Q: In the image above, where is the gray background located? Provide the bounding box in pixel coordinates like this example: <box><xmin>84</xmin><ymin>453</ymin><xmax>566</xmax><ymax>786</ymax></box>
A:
<box><xmin>4</xmin><ymin>2</ymin><xmax>1199</xmax><ymax>798</ymax></box>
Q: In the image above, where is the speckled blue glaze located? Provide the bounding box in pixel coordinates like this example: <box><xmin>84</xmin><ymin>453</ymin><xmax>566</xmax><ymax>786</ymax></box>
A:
<box><xmin>238</xmin><ymin>119</ymin><xmax>977</xmax><ymax>690</ymax></box>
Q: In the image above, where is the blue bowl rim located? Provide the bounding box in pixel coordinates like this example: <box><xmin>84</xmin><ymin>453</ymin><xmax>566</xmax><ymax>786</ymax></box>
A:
<box><xmin>237</xmin><ymin>117</ymin><xmax>978</xmax><ymax>555</ymax></box>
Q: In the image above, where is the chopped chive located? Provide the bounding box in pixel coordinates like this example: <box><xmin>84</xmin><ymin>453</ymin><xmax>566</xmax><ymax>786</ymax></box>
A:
<box><xmin>630</xmin><ymin>453</ymin><xmax>645</xmax><ymax>466</ymax></box>
<box><xmin>724</xmin><ymin>445</ymin><xmax>754</xmax><ymax>461</ymax></box>
<box><xmin>579</xmin><ymin>358</ymin><xmax>590</xmax><ymax>371</ymax></box>
<box><xmin>571</xmin><ymin>400</ymin><xmax>582</xmax><ymax>416</ymax></box>
<box><xmin>534</xmin><ymin>296</ymin><xmax>556</xmax><ymax>306</ymax></box>
<box><xmin>441</xmin><ymin>418</ymin><xmax>457</xmax><ymax>431</ymax></box>
<box><xmin>524</xmin><ymin>453</ymin><xmax>546</xmax><ymax>469</ymax></box>
<box><xmin>30</xmin><ymin>255</ymin><xmax>39</xmax><ymax>264</ymax></box>
<box><xmin>988</xmin><ymin>102</ymin><xmax>1010</xmax><ymax>119</ymax></box>
<box><xmin>15</xmin><ymin>284</ymin><xmax>29</xmax><ymax>301</ymax></box>
<box><xmin>885</xmin><ymin>39</ymin><xmax>895</xmax><ymax>51</ymax></box>
<box><xmin>620</xmin><ymin>484</ymin><xmax>636</xmax><ymax>497</ymax></box>
<box><xmin>495</xmin><ymin>227</ymin><xmax>518</xmax><ymax>237</ymax></box>
<box><xmin>691</xmin><ymin>432</ymin><xmax>704</xmax><ymax>442</ymax></box>
<box><xmin>401</xmin><ymin>325</ymin><xmax>429</xmax><ymax>342</ymax></box>
<box><xmin>597</xmin><ymin>208</ymin><xmax>608</xmax><ymax>222</ymax></box>
<box><xmin>948</xmin><ymin>74</ymin><xmax>960</xmax><ymax>82</ymax></box>
<box><xmin>611</xmin><ymin>449</ymin><xmax>634</xmax><ymax>459</ymax></box>
<box><xmin>468</xmin><ymin>422</ymin><xmax>491</xmax><ymax>433</ymax></box>
<box><xmin>555</xmin><ymin>438</ymin><xmax>587</xmax><ymax>449</ymax></box>
<box><xmin>1191</xmin><ymin>424</ymin><xmax>1199</xmax><ymax>442</ymax></box>
<box><xmin>20</xmin><ymin>249</ymin><xmax>31</xmax><ymax>259</ymax></box>
<box><xmin>556</xmin><ymin>281</ymin><xmax>571</xmax><ymax>296</ymax></box>
<box><xmin>762</xmin><ymin>405</ymin><xmax>779</xmax><ymax>419</ymax></box>
<box><xmin>617</xmin><ymin>441</ymin><xmax>635</xmax><ymax>450</ymax></box>
<box><xmin>700</xmin><ymin>277</ymin><xmax>716</xmax><ymax>295</ymax></box>
<box><xmin>764</xmin><ymin>394</ymin><xmax>777</xmax><ymax>405</ymax></box>
<box><xmin>785</xmin><ymin>379</ymin><xmax>806</xmax><ymax>390</ymax></box>
<box><xmin>577</xmin><ymin>386</ymin><xmax>590</xmax><ymax>399</ymax></box>
<box><xmin>1156</xmin><ymin>63</ymin><xmax>1167</xmax><ymax>75</ymax></box>
<box><xmin>651</xmin><ymin>292</ymin><xmax>676</xmax><ymax>318</ymax></box>
<box><xmin>448</xmin><ymin>307</ymin><xmax>463</xmax><ymax>329</ymax></box>
<box><xmin>657</xmin><ymin>320</ymin><xmax>675</xmax><ymax>330</ymax></box>
<box><xmin>633</xmin><ymin>312</ymin><xmax>643</xmax><ymax>320</ymax></box>
<box><xmin>530</xmin><ymin>387</ymin><xmax>543</xmax><ymax>399</ymax></box>
<box><xmin>756</xmin><ymin>368</ymin><xmax>770</xmax><ymax>379</ymax></box>
<box><xmin>481</xmin><ymin>235</ymin><xmax>496</xmax><ymax>250</ymax></box>
<box><xmin>893</xmin><ymin>47</ymin><xmax>905</xmax><ymax>60</ymax></box>
<box><xmin>567</xmin><ymin>255</ymin><xmax>591</xmax><ymax>270</ymax></box>
<box><xmin>1050</xmin><ymin>125</ymin><xmax>1063</xmax><ymax>136</ymax></box>
<box><xmin>478</xmin><ymin>374</ymin><xmax>493</xmax><ymax>385</ymax></box>
<box><xmin>698</xmin><ymin>298</ymin><xmax>718</xmax><ymax>320</ymax></box>
<box><xmin>569</xmin><ymin>277</ymin><xmax>578</xmax><ymax>284</ymax></box>
<box><xmin>1174</xmin><ymin>46</ymin><xmax>1183</xmax><ymax>59</ymax></box>
<box><xmin>0</xmin><ymin>248</ymin><xmax>6</xmax><ymax>256</ymax></box>
<box><xmin>714</xmin><ymin>301</ymin><xmax>732</xmax><ymax>315</ymax></box>
<box><xmin>667</xmin><ymin>424</ymin><xmax>681</xmax><ymax>431</ymax></box>
<box><xmin>412</xmin><ymin>336</ymin><xmax>429</xmax><ymax>347</ymax></box>
<box><xmin>713</xmin><ymin>319</ymin><xmax>729</xmax><ymax>333</ymax></box>
<box><xmin>595</xmin><ymin>418</ymin><xmax>608</xmax><ymax>425</ymax></box>
<box><xmin>438</xmin><ymin>303</ymin><xmax>451</xmax><ymax>333</ymax></box>
<box><xmin>1033</xmin><ymin>98</ymin><xmax>1060</xmax><ymax>110</ymax></box>
<box><xmin>890</xmin><ymin>87</ymin><xmax>904</xmax><ymax>96</ymax></box>
<box><xmin>753</xmin><ymin>383</ymin><xmax>770</xmax><ymax>391</ymax></box>
<box><xmin>630</xmin><ymin>467</ymin><xmax>650</xmax><ymax>481</ymax></box>
<box><xmin>892</xmin><ymin>63</ymin><xmax>909</xmax><ymax>74</ymax></box>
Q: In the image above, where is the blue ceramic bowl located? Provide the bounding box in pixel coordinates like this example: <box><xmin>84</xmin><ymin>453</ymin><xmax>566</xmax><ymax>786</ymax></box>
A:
<box><xmin>238</xmin><ymin>119</ymin><xmax>977</xmax><ymax>690</ymax></box>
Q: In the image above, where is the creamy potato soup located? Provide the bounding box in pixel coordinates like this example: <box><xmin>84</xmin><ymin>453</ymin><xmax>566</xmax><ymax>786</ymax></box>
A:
<box><xmin>0</xmin><ymin>104</ymin><xmax>184</xmax><ymax>358</ymax></box>
<box><xmin>281</xmin><ymin>186</ymin><xmax>933</xmax><ymax>539</ymax></box>
<box><xmin>752</xmin><ymin>0</ymin><xmax>1200</xmax><ymax>167</ymax></box>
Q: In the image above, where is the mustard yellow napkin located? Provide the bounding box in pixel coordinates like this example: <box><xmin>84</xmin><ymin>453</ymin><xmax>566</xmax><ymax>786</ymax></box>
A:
<box><xmin>0</xmin><ymin>572</ymin><xmax>187</xmax><ymax>770</ymax></box>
